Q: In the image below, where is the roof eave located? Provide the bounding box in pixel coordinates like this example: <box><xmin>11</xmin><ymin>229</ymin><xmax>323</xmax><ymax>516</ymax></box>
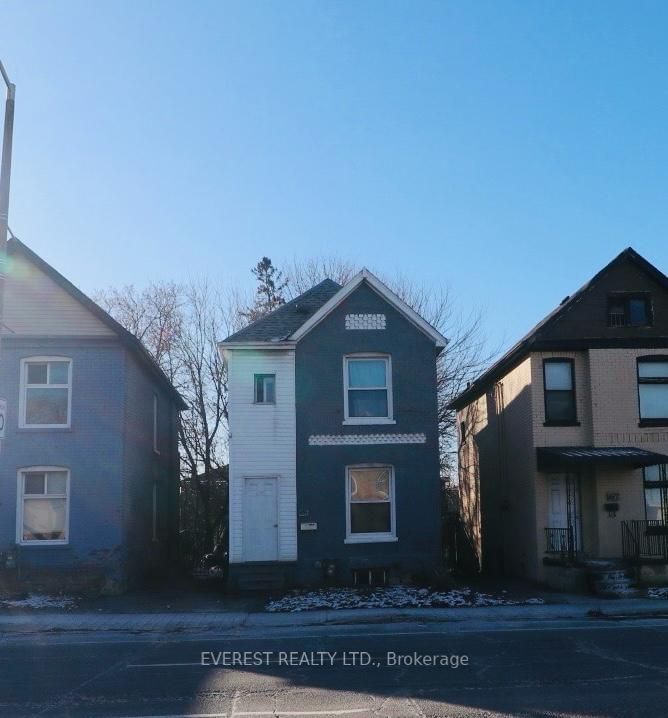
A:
<box><xmin>289</xmin><ymin>269</ymin><xmax>449</xmax><ymax>348</ymax></box>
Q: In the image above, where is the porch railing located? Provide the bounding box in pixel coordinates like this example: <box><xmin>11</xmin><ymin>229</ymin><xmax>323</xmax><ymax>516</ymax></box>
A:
<box><xmin>622</xmin><ymin>520</ymin><xmax>668</xmax><ymax>563</ymax></box>
<box><xmin>544</xmin><ymin>527</ymin><xmax>575</xmax><ymax>561</ymax></box>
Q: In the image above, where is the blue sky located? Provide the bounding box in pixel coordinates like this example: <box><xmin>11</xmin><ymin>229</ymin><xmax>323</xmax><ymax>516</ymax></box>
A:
<box><xmin>2</xmin><ymin>1</ymin><xmax>668</xmax><ymax>352</ymax></box>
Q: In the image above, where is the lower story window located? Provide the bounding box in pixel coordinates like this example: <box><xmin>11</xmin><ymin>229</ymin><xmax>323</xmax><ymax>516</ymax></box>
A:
<box><xmin>644</xmin><ymin>464</ymin><xmax>667</xmax><ymax>522</ymax></box>
<box><xmin>18</xmin><ymin>467</ymin><xmax>69</xmax><ymax>544</ymax></box>
<box><xmin>346</xmin><ymin>465</ymin><xmax>396</xmax><ymax>542</ymax></box>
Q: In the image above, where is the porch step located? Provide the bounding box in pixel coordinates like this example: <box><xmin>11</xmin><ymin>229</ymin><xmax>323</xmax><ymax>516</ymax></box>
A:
<box><xmin>235</xmin><ymin>563</ymin><xmax>291</xmax><ymax>592</ymax></box>
<box><xmin>586</xmin><ymin>561</ymin><xmax>641</xmax><ymax>598</ymax></box>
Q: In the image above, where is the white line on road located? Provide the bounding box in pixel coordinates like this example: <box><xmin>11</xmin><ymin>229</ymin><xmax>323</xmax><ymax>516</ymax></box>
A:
<box><xmin>116</xmin><ymin>709</ymin><xmax>369</xmax><ymax>718</ymax></box>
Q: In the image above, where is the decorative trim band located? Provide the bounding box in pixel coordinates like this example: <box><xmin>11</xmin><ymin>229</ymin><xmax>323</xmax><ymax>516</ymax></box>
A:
<box><xmin>345</xmin><ymin>313</ymin><xmax>386</xmax><ymax>330</ymax></box>
<box><xmin>309</xmin><ymin>433</ymin><xmax>426</xmax><ymax>446</ymax></box>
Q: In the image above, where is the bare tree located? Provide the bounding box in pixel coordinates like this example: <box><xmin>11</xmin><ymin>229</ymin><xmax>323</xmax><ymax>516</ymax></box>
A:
<box><xmin>175</xmin><ymin>280</ymin><xmax>229</xmax><ymax>551</ymax></box>
<box><xmin>283</xmin><ymin>256</ymin><xmax>357</xmax><ymax>297</ymax></box>
<box><xmin>94</xmin><ymin>282</ymin><xmax>183</xmax><ymax>378</ymax></box>
<box><xmin>96</xmin><ymin>280</ymin><xmax>230</xmax><ymax>557</ymax></box>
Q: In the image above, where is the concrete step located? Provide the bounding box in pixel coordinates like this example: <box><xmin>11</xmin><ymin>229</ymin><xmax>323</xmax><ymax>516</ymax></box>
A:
<box><xmin>236</xmin><ymin>563</ymin><xmax>290</xmax><ymax>592</ymax></box>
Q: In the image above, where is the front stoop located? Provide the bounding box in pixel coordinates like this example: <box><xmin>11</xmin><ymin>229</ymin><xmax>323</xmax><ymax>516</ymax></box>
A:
<box><xmin>585</xmin><ymin>561</ymin><xmax>642</xmax><ymax>598</ymax></box>
<box><xmin>231</xmin><ymin>562</ymin><xmax>295</xmax><ymax>592</ymax></box>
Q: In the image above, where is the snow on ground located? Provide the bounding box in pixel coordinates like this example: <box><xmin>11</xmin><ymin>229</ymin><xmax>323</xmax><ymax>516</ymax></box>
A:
<box><xmin>0</xmin><ymin>593</ymin><xmax>77</xmax><ymax>610</ymax></box>
<box><xmin>266</xmin><ymin>586</ymin><xmax>545</xmax><ymax>612</ymax></box>
<box><xmin>648</xmin><ymin>587</ymin><xmax>668</xmax><ymax>599</ymax></box>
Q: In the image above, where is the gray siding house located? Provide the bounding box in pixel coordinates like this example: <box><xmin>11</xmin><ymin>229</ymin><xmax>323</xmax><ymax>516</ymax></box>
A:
<box><xmin>0</xmin><ymin>238</ymin><xmax>184</xmax><ymax>592</ymax></box>
<box><xmin>220</xmin><ymin>270</ymin><xmax>447</xmax><ymax>589</ymax></box>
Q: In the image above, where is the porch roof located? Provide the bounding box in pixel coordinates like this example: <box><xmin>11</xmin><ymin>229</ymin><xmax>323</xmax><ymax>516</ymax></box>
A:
<box><xmin>537</xmin><ymin>446</ymin><xmax>668</xmax><ymax>471</ymax></box>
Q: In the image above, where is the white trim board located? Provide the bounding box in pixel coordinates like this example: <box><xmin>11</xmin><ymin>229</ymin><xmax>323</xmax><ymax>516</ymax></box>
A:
<box><xmin>289</xmin><ymin>269</ymin><xmax>448</xmax><ymax>348</ymax></box>
<box><xmin>309</xmin><ymin>433</ymin><xmax>426</xmax><ymax>446</ymax></box>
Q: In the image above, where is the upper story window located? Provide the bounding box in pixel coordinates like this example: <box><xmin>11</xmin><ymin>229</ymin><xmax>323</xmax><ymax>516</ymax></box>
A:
<box><xmin>254</xmin><ymin>374</ymin><xmax>276</xmax><ymax>404</ymax></box>
<box><xmin>543</xmin><ymin>358</ymin><xmax>577</xmax><ymax>425</ymax></box>
<box><xmin>343</xmin><ymin>355</ymin><xmax>393</xmax><ymax>424</ymax></box>
<box><xmin>20</xmin><ymin>357</ymin><xmax>72</xmax><ymax>428</ymax></box>
<box><xmin>345</xmin><ymin>465</ymin><xmax>396</xmax><ymax>543</ymax></box>
<box><xmin>17</xmin><ymin>467</ymin><xmax>70</xmax><ymax>545</ymax></box>
<box><xmin>638</xmin><ymin>357</ymin><xmax>668</xmax><ymax>426</ymax></box>
<box><xmin>607</xmin><ymin>294</ymin><xmax>652</xmax><ymax>327</ymax></box>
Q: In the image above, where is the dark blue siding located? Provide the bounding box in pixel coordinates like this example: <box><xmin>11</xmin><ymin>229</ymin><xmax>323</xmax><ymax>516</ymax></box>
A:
<box><xmin>295</xmin><ymin>282</ymin><xmax>442</xmax><ymax>585</ymax></box>
<box><xmin>0</xmin><ymin>338</ymin><xmax>125</xmax><ymax>577</ymax></box>
<box><xmin>0</xmin><ymin>337</ymin><xmax>179</xmax><ymax>587</ymax></box>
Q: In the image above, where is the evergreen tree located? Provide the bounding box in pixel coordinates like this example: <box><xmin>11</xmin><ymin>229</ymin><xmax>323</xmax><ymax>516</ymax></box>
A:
<box><xmin>242</xmin><ymin>256</ymin><xmax>288</xmax><ymax>322</ymax></box>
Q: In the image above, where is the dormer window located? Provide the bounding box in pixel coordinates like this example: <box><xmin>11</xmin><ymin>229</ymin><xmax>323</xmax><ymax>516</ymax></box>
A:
<box><xmin>607</xmin><ymin>294</ymin><xmax>652</xmax><ymax>327</ymax></box>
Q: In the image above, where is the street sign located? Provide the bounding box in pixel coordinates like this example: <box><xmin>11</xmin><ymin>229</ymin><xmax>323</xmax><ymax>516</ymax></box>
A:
<box><xmin>0</xmin><ymin>398</ymin><xmax>6</xmax><ymax>440</ymax></box>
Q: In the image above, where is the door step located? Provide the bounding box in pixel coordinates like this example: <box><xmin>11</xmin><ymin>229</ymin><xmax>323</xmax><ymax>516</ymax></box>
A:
<box><xmin>585</xmin><ymin>560</ymin><xmax>641</xmax><ymax>598</ymax></box>
<box><xmin>234</xmin><ymin>563</ymin><xmax>292</xmax><ymax>592</ymax></box>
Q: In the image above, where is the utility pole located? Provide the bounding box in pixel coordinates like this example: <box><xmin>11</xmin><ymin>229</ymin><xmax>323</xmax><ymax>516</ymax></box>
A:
<box><xmin>0</xmin><ymin>60</ymin><xmax>15</xmax><ymax>447</ymax></box>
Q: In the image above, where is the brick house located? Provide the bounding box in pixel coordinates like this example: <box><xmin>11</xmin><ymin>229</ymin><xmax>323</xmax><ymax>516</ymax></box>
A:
<box><xmin>219</xmin><ymin>269</ymin><xmax>446</xmax><ymax>589</ymax></box>
<box><xmin>451</xmin><ymin>248</ymin><xmax>668</xmax><ymax>590</ymax></box>
<box><xmin>0</xmin><ymin>238</ymin><xmax>184</xmax><ymax>592</ymax></box>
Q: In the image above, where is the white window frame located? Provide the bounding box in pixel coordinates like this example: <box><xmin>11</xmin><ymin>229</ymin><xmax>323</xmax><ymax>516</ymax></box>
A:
<box><xmin>19</xmin><ymin>357</ymin><xmax>72</xmax><ymax>429</ymax></box>
<box><xmin>16</xmin><ymin>466</ymin><xmax>70</xmax><ymax>546</ymax></box>
<box><xmin>345</xmin><ymin>464</ymin><xmax>397</xmax><ymax>544</ymax></box>
<box><xmin>153</xmin><ymin>394</ymin><xmax>160</xmax><ymax>454</ymax></box>
<box><xmin>343</xmin><ymin>354</ymin><xmax>394</xmax><ymax>425</ymax></box>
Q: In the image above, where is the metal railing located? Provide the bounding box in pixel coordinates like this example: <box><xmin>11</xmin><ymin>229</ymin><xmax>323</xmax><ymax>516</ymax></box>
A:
<box><xmin>544</xmin><ymin>526</ymin><xmax>576</xmax><ymax>561</ymax></box>
<box><xmin>622</xmin><ymin>520</ymin><xmax>668</xmax><ymax>563</ymax></box>
<box><xmin>607</xmin><ymin>311</ymin><xmax>627</xmax><ymax>328</ymax></box>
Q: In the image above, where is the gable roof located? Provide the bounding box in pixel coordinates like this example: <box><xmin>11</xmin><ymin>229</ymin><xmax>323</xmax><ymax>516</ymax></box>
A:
<box><xmin>7</xmin><ymin>237</ymin><xmax>186</xmax><ymax>409</ymax></box>
<box><xmin>220</xmin><ymin>270</ymin><xmax>448</xmax><ymax>349</ymax></box>
<box><xmin>221</xmin><ymin>278</ymin><xmax>342</xmax><ymax>344</ymax></box>
<box><xmin>450</xmin><ymin>247</ymin><xmax>668</xmax><ymax>411</ymax></box>
<box><xmin>290</xmin><ymin>269</ymin><xmax>448</xmax><ymax>348</ymax></box>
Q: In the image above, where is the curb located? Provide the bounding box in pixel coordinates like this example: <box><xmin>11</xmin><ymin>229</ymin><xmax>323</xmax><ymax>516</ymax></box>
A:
<box><xmin>0</xmin><ymin>600</ymin><xmax>666</xmax><ymax>635</ymax></box>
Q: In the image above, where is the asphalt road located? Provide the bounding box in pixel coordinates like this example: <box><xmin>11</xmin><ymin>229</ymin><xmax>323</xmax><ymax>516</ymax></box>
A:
<box><xmin>2</xmin><ymin>618</ymin><xmax>668</xmax><ymax>717</ymax></box>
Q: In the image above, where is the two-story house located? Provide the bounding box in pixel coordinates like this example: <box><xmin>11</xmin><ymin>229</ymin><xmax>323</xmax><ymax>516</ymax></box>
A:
<box><xmin>0</xmin><ymin>238</ymin><xmax>184</xmax><ymax>592</ymax></box>
<box><xmin>219</xmin><ymin>269</ymin><xmax>447</xmax><ymax>589</ymax></box>
<box><xmin>452</xmin><ymin>248</ymin><xmax>668</xmax><ymax>590</ymax></box>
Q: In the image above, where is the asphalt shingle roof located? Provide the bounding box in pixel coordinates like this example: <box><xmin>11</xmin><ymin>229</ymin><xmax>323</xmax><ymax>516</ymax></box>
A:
<box><xmin>222</xmin><ymin>278</ymin><xmax>342</xmax><ymax>343</ymax></box>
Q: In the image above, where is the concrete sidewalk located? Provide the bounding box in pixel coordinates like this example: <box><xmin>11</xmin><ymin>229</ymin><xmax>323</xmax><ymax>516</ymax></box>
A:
<box><xmin>1</xmin><ymin>597</ymin><xmax>667</xmax><ymax>635</ymax></box>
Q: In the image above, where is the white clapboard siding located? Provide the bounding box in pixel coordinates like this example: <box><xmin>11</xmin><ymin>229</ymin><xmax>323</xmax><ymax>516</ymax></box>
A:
<box><xmin>3</xmin><ymin>251</ymin><xmax>114</xmax><ymax>337</ymax></box>
<box><xmin>228</xmin><ymin>349</ymin><xmax>297</xmax><ymax>563</ymax></box>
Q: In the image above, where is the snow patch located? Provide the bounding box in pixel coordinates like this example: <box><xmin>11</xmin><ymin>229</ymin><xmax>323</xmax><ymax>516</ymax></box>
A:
<box><xmin>0</xmin><ymin>593</ymin><xmax>77</xmax><ymax>610</ymax></box>
<box><xmin>265</xmin><ymin>586</ymin><xmax>545</xmax><ymax>613</ymax></box>
<box><xmin>648</xmin><ymin>587</ymin><xmax>668</xmax><ymax>600</ymax></box>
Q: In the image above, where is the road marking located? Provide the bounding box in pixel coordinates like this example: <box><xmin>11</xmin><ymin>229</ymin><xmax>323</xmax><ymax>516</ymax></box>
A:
<box><xmin>116</xmin><ymin>710</ymin><xmax>369</xmax><ymax>718</ymax></box>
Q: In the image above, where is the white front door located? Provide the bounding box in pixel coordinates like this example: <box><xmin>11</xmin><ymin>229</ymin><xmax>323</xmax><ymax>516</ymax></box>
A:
<box><xmin>549</xmin><ymin>477</ymin><xmax>568</xmax><ymax>529</ymax></box>
<box><xmin>243</xmin><ymin>477</ymin><xmax>278</xmax><ymax>561</ymax></box>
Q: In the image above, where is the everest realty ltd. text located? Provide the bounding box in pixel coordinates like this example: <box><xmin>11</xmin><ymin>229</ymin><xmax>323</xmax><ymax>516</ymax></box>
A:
<box><xmin>201</xmin><ymin>651</ymin><xmax>470</xmax><ymax>668</ymax></box>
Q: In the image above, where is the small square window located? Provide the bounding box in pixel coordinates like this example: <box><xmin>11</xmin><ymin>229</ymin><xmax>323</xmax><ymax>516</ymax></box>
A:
<box><xmin>607</xmin><ymin>294</ymin><xmax>652</xmax><ymax>327</ymax></box>
<box><xmin>254</xmin><ymin>374</ymin><xmax>276</xmax><ymax>404</ymax></box>
<box><xmin>27</xmin><ymin>363</ymin><xmax>48</xmax><ymax>384</ymax></box>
